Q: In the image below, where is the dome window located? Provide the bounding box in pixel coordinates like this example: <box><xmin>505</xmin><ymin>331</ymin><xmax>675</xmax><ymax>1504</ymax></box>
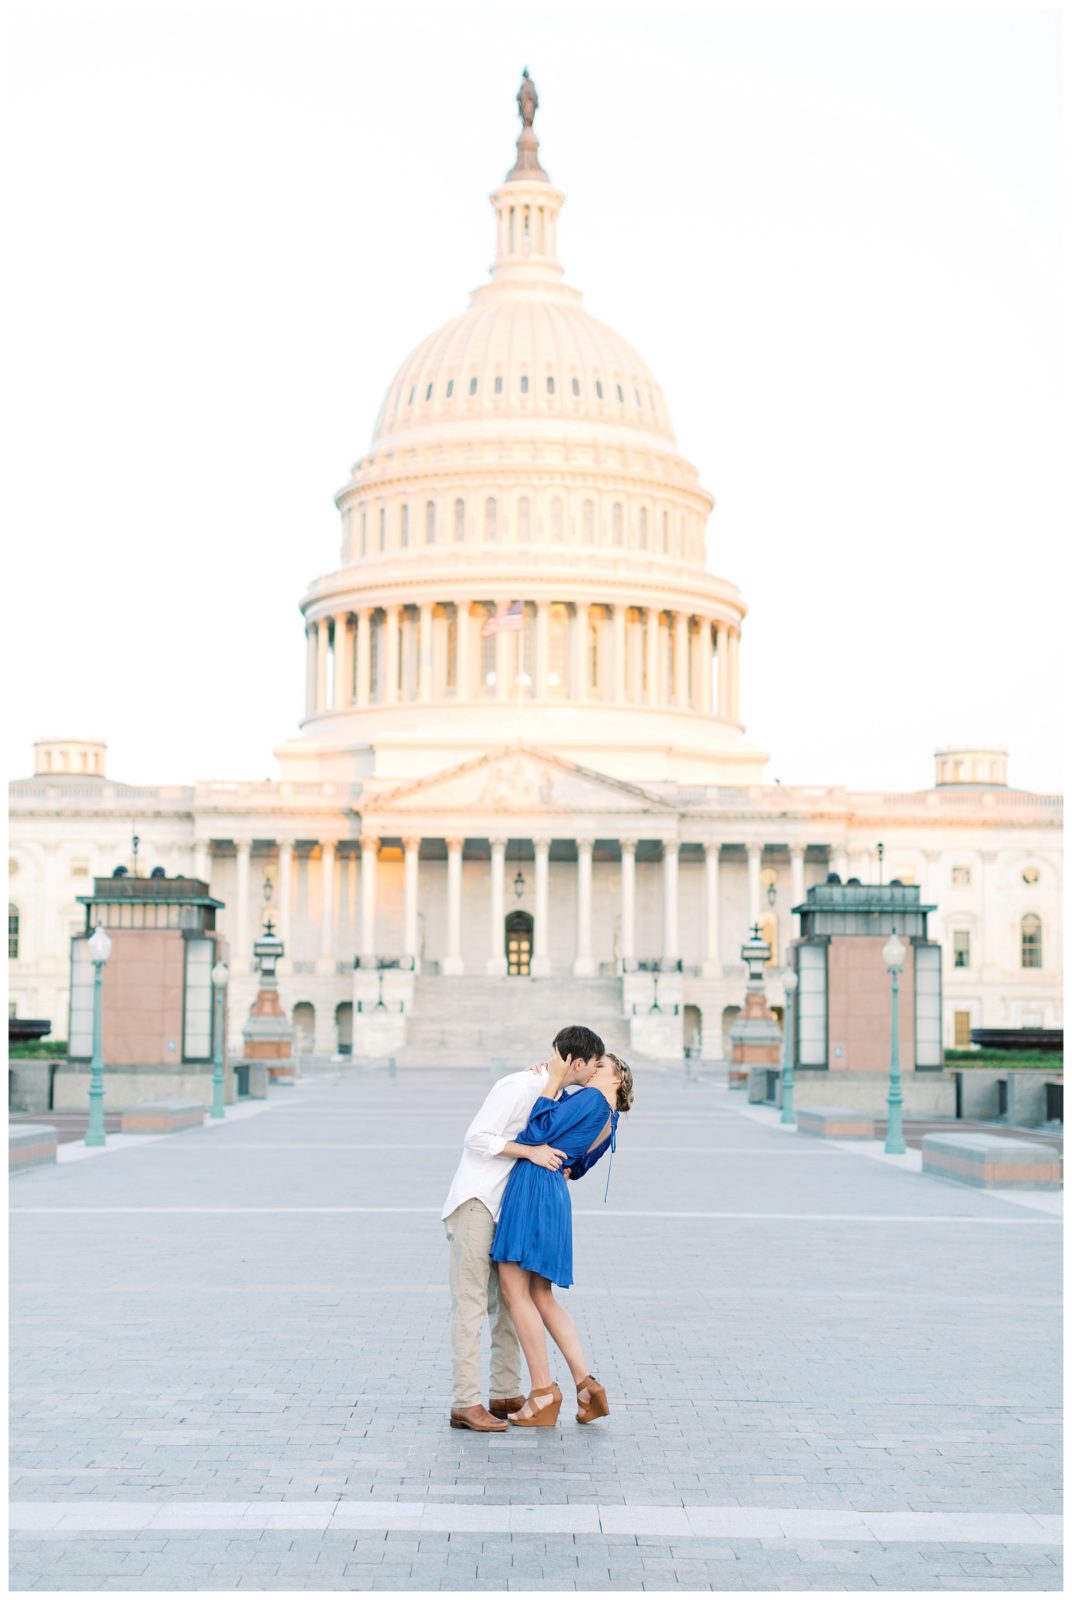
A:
<box><xmin>595</xmin><ymin>380</ymin><xmax>603</xmax><ymax>400</ymax></box>
<box><xmin>550</xmin><ymin>497</ymin><xmax>564</xmax><ymax>541</ymax></box>
<box><xmin>582</xmin><ymin>500</ymin><xmax>595</xmax><ymax>544</ymax></box>
<box><xmin>425</xmin><ymin>382</ymin><xmax>433</xmax><ymax>401</ymax></box>
<box><xmin>518</xmin><ymin>497</ymin><xmax>531</xmax><ymax>540</ymax></box>
<box><xmin>408</xmin><ymin>387</ymin><xmax>415</xmax><ymax>405</ymax></box>
<box><xmin>638</xmin><ymin>507</ymin><xmax>648</xmax><ymax>548</ymax></box>
<box><xmin>634</xmin><ymin>388</ymin><xmax>641</xmax><ymax>406</ymax></box>
<box><xmin>469</xmin><ymin>376</ymin><xmax>478</xmax><ymax>395</ymax></box>
<box><xmin>571</xmin><ymin>378</ymin><xmax>580</xmax><ymax>397</ymax></box>
<box><xmin>494</xmin><ymin>376</ymin><xmax>503</xmax><ymax>395</ymax></box>
<box><xmin>379</xmin><ymin>507</ymin><xmax>386</xmax><ymax>551</ymax></box>
<box><xmin>454</xmin><ymin>499</ymin><xmax>465</xmax><ymax>541</ymax></box>
<box><xmin>485</xmin><ymin>498</ymin><xmax>498</xmax><ymax>540</ymax></box>
<box><xmin>612</xmin><ymin>504</ymin><xmax>624</xmax><ymax>546</ymax></box>
<box><xmin>520</xmin><ymin>374</ymin><xmax>529</xmax><ymax>394</ymax></box>
<box><xmin>426</xmin><ymin>502</ymin><xmax>437</xmax><ymax>544</ymax></box>
<box><xmin>401</xmin><ymin>504</ymin><xmax>410</xmax><ymax>548</ymax></box>
<box><xmin>446</xmin><ymin>379</ymin><xmax>454</xmax><ymax>399</ymax></box>
<box><xmin>546</xmin><ymin>375</ymin><xmax>555</xmax><ymax>394</ymax></box>
<box><xmin>616</xmin><ymin>384</ymin><xmax>625</xmax><ymax>403</ymax></box>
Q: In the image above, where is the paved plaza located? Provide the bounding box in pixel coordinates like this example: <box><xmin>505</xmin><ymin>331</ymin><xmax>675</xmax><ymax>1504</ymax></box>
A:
<box><xmin>9</xmin><ymin>1065</ymin><xmax>1063</xmax><ymax>1591</ymax></box>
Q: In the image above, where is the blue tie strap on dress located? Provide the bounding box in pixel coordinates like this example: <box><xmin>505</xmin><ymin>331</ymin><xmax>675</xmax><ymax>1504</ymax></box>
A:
<box><xmin>489</xmin><ymin>1088</ymin><xmax>618</xmax><ymax>1288</ymax></box>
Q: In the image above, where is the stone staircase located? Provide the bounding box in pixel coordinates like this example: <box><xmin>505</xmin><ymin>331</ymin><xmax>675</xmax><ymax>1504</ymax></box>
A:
<box><xmin>389</xmin><ymin>974</ymin><xmax>630</xmax><ymax>1069</ymax></box>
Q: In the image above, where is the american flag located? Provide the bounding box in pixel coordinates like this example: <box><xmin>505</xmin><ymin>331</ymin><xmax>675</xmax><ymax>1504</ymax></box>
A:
<box><xmin>481</xmin><ymin>600</ymin><xmax>525</xmax><ymax>637</ymax></box>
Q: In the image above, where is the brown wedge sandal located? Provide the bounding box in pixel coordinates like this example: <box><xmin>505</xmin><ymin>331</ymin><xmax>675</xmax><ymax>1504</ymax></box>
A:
<box><xmin>507</xmin><ymin>1381</ymin><xmax>562</xmax><ymax>1428</ymax></box>
<box><xmin>575</xmin><ymin>1375</ymin><xmax>610</xmax><ymax>1424</ymax></box>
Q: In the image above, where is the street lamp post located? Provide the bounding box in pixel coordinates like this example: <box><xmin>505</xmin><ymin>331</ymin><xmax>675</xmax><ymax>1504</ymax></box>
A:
<box><xmin>210</xmin><ymin>959</ymin><xmax>229</xmax><ymax>1120</ymax></box>
<box><xmin>780</xmin><ymin>967</ymin><xmax>799</xmax><ymax>1126</ymax></box>
<box><xmin>84</xmin><ymin>923</ymin><xmax>113</xmax><ymax>1147</ymax></box>
<box><xmin>883</xmin><ymin>933</ymin><xmax>907</xmax><ymax>1154</ymax></box>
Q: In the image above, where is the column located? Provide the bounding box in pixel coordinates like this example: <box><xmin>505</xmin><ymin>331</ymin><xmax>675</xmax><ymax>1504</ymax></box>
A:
<box><xmin>332</xmin><ymin>615</ymin><xmax>349</xmax><ymax>710</ymax></box>
<box><xmin>443</xmin><ymin>837</ymin><xmax>465</xmax><ymax>974</ymax></box>
<box><xmin>495</xmin><ymin>613</ymin><xmax>510</xmax><ymax>700</ymax></box>
<box><xmin>403</xmin><ymin>837</ymin><xmax>421</xmax><ymax>969</ymax></box>
<box><xmin>531</xmin><ymin>836</ymin><xmax>551</xmax><ymax>976</ymax></box>
<box><xmin>573</xmin><ymin>838</ymin><xmax>595</xmax><ymax>975</ymax></box>
<box><xmin>234</xmin><ymin>839</ymin><xmax>251</xmax><ymax>973</ymax></box>
<box><xmin>359</xmin><ymin>836</ymin><xmax>378</xmax><ymax>966</ymax></box>
<box><xmin>646</xmin><ymin>607</ymin><xmax>660</xmax><ymax>705</ymax></box>
<box><xmin>701</xmin><ymin>842</ymin><xmax>720</xmax><ymax>977</ymax></box>
<box><xmin>619</xmin><ymin>838</ymin><xmax>637</xmax><ymax>966</ymax></box>
<box><xmin>673</xmin><ymin>612</ymin><xmax>689</xmax><ymax>710</ymax></box>
<box><xmin>384</xmin><ymin>606</ymin><xmax>400</xmax><ymax>704</ymax></box>
<box><xmin>747</xmin><ymin>842</ymin><xmax>762</xmax><ymax>928</ymax></box>
<box><xmin>716</xmin><ymin>624</ymin><xmax>730</xmax><ymax>717</ymax></box>
<box><xmin>355</xmin><ymin>608</ymin><xmax>371</xmax><ymax>706</ymax></box>
<box><xmin>316</xmin><ymin>841</ymin><xmax>335</xmax><ymax>973</ymax></box>
<box><xmin>729</xmin><ymin>627</ymin><xmax>741</xmax><ymax>721</ymax></box>
<box><xmin>276</xmin><ymin>841</ymin><xmax>293</xmax><ymax>970</ymax></box>
<box><xmin>487</xmin><ymin>838</ymin><xmax>507</xmax><ymax>974</ymax></box>
<box><xmin>699</xmin><ymin>622</ymin><xmax>713</xmax><ymax>714</ymax></box>
<box><xmin>193</xmin><ymin>838</ymin><xmax>210</xmax><ymax>884</ymax></box>
<box><xmin>572</xmin><ymin>600</ymin><xmax>589</xmax><ymax>701</ymax></box>
<box><xmin>418</xmin><ymin>603</ymin><xmax>433</xmax><ymax>701</ymax></box>
<box><xmin>613</xmin><ymin>604</ymin><xmax>627</xmax><ymax>703</ymax></box>
<box><xmin>661</xmin><ymin>839</ymin><xmax>680</xmax><ymax>964</ymax></box>
<box><xmin>456</xmin><ymin>602</ymin><xmax>471</xmax><ymax>700</ymax></box>
<box><xmin>924</xmin><ymin>848</ymin><xmax>943</xmax><ymax>956</ymax></box>
<box><xmin>347</xmin><ymin>850</ymin><xmax>358</xmax><ymax>941</ymax></box>
<box><xmin>316</xmin><ymin>618</ymin><xmax>330</xmax><ymax>712</ymax></box>
<box><xmin>305</xmin><ymin>624</ymin><xmax>317</xmax><ymax>718</ymax></box>
<box><xmin>535</xmin><ymin>600</ymin><xmax>550</xmax><ymax>698</ymax></box>
<box><xmin>790</xmin><ymin>845</ymin><xmax>806</xmax><ymax>934</ymax></box>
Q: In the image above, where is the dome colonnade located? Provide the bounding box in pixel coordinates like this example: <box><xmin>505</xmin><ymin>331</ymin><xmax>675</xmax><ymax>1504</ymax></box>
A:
<box><xmin>301</xmin><ymin>593</ymin><xmax>741</xmax><ymax>723</ymax></box>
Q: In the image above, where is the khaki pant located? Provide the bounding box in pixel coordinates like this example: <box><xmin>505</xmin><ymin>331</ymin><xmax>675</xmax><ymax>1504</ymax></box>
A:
<box><xmin>444</xmin><ymin>1197</ymin><xmax>521</xmax><ymax>1408</ymax></box>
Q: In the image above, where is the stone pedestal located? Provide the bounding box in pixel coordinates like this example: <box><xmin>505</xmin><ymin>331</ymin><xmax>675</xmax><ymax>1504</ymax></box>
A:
<box><xmin>728</xmin><ymin>924</ymin><xmax>782</xmax><ymax>1086</ymax></box>
<box><xmin>240</xmin><ymin>931</ymin><xmax>295</xmax><ymax>1086</ymax></box>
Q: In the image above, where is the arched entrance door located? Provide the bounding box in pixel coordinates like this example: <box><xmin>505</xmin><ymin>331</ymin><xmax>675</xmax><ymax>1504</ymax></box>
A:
<box><xmin>505</xmin><ymin>910</ymin><xmax>534</xmax><ymax>976</ymax></box>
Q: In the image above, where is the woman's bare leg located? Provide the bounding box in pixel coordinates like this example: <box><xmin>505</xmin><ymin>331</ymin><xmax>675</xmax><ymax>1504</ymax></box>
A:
<box><xmin>530</xmin><ymin>1276</ymin><xmax>592</xmax><ymax>1401</ymax></box>
<box><xmin>497</xmin><ymin>1262</ymin><xmax>557</xmax><ymax>1418</ymax></box>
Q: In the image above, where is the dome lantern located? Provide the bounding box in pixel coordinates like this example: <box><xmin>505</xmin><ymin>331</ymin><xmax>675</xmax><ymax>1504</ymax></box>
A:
<box><xmin>487</xmin><ymin>70</ymin><xmax>565</xmax><ymax>289</ymax></box>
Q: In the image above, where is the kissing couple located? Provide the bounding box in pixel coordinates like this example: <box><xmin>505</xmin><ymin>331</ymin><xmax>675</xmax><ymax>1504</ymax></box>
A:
<box><xmin>441</xmin><ymin>1025</ymin><xmax>634</xmax><ymax>1431</ymax></box>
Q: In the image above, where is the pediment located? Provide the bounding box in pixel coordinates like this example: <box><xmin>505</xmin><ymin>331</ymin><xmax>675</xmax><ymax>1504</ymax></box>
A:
<box><xmin>363</xmin><ymin>746</ymin><xmax>673</xmax><ymax>818</ymax></box>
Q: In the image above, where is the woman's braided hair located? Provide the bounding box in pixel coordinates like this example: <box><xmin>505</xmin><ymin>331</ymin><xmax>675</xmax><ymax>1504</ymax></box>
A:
<box><xmin>603</xmin><ymin>1053</ymin><xmax>634</xmax><ymax>1113</ymax></box>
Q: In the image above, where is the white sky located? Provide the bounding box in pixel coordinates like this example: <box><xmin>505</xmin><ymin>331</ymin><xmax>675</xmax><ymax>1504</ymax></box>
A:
<box><xmin>5</xmin><ymin>1</ymin><xmax>1063</xmax><ymax>794</ymax></box>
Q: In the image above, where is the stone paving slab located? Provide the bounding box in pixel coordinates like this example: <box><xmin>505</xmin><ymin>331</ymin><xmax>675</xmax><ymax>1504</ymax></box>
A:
<box><xmin>9</xmin><ymin>1066</ymin><xmax>1063</xmax><ymax>1591</ymax></box>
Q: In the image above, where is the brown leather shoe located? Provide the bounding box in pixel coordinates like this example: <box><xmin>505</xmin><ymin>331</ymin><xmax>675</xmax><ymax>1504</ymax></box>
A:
<box><xmin>488</xmin><ymin>1395</ymin><xmax>526</xmax><ymax>1419</ymax></box>
<box><xmin>449</xmin><ymin>1404</ymin><xmax>508</xmax><ymax>1432</ymax></box>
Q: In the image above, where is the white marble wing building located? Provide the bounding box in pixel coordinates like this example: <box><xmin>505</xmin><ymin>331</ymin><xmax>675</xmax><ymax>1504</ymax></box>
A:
<box><xmin>8</xmin><ymin>85</ymin><xmax>1063</xmax><ymax>1064</ymax></box>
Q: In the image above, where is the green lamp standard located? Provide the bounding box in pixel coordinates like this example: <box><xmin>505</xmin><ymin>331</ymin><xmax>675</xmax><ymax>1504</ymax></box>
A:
<box><xmin>210</xmin><ymin>959</ymin><xmax>229</xmax><ymax>1120</ymax></box>
<box><xmin>883</xmin><ymin>933</ymin><xmax>907</xmax><ymax>1154</ymax></box>
<box><xmin>84</xmin><ymin>923</ymin><xmax>113</xmax><ymax>1147</ymax></box>
<box><xmin>779</xmin><ymin>967</ymin><xmax>799</xmax><ymax>1126</ymax></box>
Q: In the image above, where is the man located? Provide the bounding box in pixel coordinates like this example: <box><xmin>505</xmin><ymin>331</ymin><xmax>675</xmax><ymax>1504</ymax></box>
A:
<box><xmin>441</xmin><ymin>1024</ymin><xmax>606</xmax><ymax>1432</ymax></box>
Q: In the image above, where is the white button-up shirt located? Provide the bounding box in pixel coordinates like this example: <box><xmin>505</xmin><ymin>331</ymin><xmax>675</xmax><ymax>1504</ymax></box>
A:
<box><xmin>441</xmin><ymin>1066</ymin><xmax>551</xmax><ymax>1222</ymax></box>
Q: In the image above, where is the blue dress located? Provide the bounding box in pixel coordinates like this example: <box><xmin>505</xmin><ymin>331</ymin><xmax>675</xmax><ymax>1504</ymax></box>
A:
<box><xmin>490</xmin><ymin>1087</ymin><xmax>619</xmax><ymax>1289</ymax></box>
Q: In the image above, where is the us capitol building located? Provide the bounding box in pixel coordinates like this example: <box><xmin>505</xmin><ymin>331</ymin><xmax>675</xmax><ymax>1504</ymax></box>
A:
<box><xmin>9</xmin><ymin>78</ymin><xmax>1062</xmax><ymax>1064</ymax></box>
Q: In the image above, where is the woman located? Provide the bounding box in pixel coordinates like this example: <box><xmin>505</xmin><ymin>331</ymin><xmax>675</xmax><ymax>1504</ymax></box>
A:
<box><xmin>490</xmin><ymin>1052</ymin><xmax>634</xmax><ymax>1427</ymax></box>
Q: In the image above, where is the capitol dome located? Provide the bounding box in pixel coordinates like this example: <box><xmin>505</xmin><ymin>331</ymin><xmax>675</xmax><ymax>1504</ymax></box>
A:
<box><xmin>371</xmin><ymin>289</ymin><xmax>676</xmax><ymax>448</ymax></box>
<box><xmin>285</xmin><ymin>75</ymin><xmax>768</xmax><ymax>789</ymax></box>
